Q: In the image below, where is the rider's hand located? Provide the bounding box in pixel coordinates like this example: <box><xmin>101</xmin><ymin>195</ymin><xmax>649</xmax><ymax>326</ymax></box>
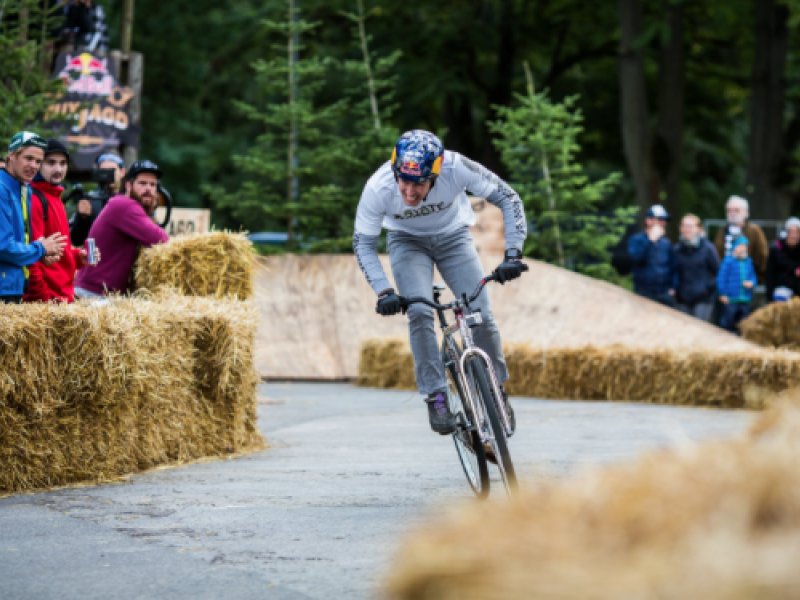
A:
<box><xmin>495</xmin><ymin>249</ymin><xmax>524</xmax><ymax>284</ymax></box>
<box><xmin>376</xmin><ymin>288</ymin><xmax>404</xmax><ymax>316</ymax></box>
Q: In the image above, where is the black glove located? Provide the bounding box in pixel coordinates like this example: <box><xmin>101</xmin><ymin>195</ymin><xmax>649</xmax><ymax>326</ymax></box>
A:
<box><xmin>376</xmin><ymin>288</ymin><xmax>403</xmax><ymax>316</ymax></box>
<box><xmin>495</xmin><ymin>250</ymin><xmax>524</xmax><ymax>284</ymax></box>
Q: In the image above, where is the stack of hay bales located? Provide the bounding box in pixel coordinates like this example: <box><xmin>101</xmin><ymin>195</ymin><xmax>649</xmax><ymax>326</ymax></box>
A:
<box><xmin>385</xmin><ymin>389</ymin><xmax>800</xmax><ymax>600</ymax></box>
<box><xmin>0</xmin><ymin>293</ymin><xmax>262</xmax><ymax>495</ymax></box>
<box><xmin>358</xmin><ymin>340</ymin><xmax>800</xmax><ymax>408</ymax></box>
<box><xmin>1</xmin><ymin>231</ymin><xmax>264</xmax><ymax>495</ymax></box>
<box><xmin>134</xmin><ymin>231</ymin><xmax>253</xmax><ymax>299</ymax></box>
<box><xmin>740</xmin><ymin>297</ymin><xmax>800</xmax><ymax>349</ymax></box>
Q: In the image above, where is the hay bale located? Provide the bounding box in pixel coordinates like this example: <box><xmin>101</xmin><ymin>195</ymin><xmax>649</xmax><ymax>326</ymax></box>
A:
<box><xmin>0</xmin><ymin>293</ymin><xmax>263</xmax><ymax>495</ymax></box>
<box><xmin>385</xmin><ymin>389</ymin><xmax>800</xmax><ymax>600</ymax></box>
<box><xmin>740</xmin><ymin>297</ymin><xmax>800</xmax><ymax>349</ymax></box>
<box><xmin>134</xmin><ymin>231</ymin><xmax>254</xmax><ymax>299</ymax></box>
<box><xmin>357</xmin><ymin>340</ymin><xmax>800</xmax><ymax>408</ymax></box>
<box><xmin>357</xmin><ymin>339</ymin><xmax>416</xmax><ymax>390</ymax></box>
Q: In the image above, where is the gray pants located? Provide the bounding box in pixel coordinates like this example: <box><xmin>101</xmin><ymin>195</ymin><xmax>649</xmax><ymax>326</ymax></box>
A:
<box><xmin>387</xmin><ymin>226</ymin><xmax>509</xmax><ymax>396</ymax></box>
<box><xmin>677</xmin><ymin>301</ymin><xmax>714</xmax><ymax>322</ymax></box>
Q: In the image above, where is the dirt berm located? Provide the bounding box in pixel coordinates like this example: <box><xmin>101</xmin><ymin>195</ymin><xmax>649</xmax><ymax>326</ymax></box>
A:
<box><xmin>252</xmin><ymin>255</ymin><xmax>752</xmax><ymax>380</ymax></box>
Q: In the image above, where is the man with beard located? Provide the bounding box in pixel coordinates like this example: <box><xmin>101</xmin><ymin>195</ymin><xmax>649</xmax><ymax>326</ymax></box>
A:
<box><xmin>25</xmin><ymin>139</ymin><xmax>101</xmax><ymax>303</ymax></box>
<box><xmin>74</xmin><ymin>160</ymin><xmax>168</xmax><ymax>299</ymax></box>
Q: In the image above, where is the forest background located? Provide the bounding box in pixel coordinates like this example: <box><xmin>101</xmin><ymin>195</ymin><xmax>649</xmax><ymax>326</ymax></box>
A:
<box><xmin>6</xmin><ymin>0</ymin><xmax>800</xmax><ymax>262</ymax></box>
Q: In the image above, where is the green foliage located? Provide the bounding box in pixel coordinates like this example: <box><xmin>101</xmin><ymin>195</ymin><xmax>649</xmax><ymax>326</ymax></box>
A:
<box><xmin>204</xmin><ymin>7</ymin><xmax>352</xmax><ymax>246</ymax></box>
<box><xmin>0</xmin><ymin>1</ymin><xmax>63</xmax><ymax>142</ymax></box>
<box><xmin>489</xmin><ymin>90</ymin><xmax>635</xmax><ymax>282</ymax></box>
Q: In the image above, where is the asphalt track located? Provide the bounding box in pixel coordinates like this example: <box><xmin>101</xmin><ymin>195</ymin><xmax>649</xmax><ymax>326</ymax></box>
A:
<box><xmin>0</xmin><ymin>383</ymin><xmax>753</xmax><ymax>600</ymax></box>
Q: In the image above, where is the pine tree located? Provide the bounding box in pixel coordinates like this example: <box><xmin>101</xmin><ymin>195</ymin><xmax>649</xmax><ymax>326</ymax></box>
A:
<box><xmin>304</xmin><ymin>0</ymin><xmax>400</xmax><ymax>252</ymax></box>
<box><xmin>0</xmin><ymin>1</ymin><xmax>63</xmax><ymax>140</ymax></box>
<box><xmin>206</xmin><ymin>0</ymin><xmax>351</xmax><ymax>247</ymax></box>
<box><xmin>488</xmin><ymin>65</ymin><xmax>636</xmax><ymax>283</ymax></box>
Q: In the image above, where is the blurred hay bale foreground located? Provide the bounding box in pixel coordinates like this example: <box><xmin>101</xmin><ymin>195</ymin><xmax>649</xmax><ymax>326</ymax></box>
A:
<box><xmin>0</xmin><ymin>292</ymin><xmax>263</xmax><ymax>495</ymax></box>
<box><xmin>385</xmin><ymin>389</ymin><xmax>800</xmax><ymax>600</ymax></box>
<box><xmin>740</xmin><ymin>297</ymin><xmax>800</xmax><ymax>349</ymax></box>
<box><xmin>134</xmin><ymin>231</ymin><xmax>253</xmax><ymax>299</ymax></box>
<box><xmin>358</xmin><ymin>340</ymin><xmax>800</xmax><ymax>408</ymax></box>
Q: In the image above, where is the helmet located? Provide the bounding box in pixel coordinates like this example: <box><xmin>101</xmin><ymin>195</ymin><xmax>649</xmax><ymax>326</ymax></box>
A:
<box><xmin>391</xmin><ymin>130</ymin><xmax>444</xmax><ymax>183</ymax></box>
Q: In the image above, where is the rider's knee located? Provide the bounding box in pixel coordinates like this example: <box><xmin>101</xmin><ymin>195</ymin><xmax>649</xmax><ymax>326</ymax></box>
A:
<box><xmin>406</xmin><ymin>303</ymin><xmax>434</xmax><ymax>326</ymax></box>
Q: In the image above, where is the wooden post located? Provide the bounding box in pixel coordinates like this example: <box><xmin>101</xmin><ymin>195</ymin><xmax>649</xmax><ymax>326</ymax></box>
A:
<box><xmin>120</xmin><ymin>0</ymin><xmax>135</xmax><ymax>54</ymax></box>
<box><xmin>110</xmin><ymin>50</ymin><xmax>143</xmax><ymax>167</ymax></box>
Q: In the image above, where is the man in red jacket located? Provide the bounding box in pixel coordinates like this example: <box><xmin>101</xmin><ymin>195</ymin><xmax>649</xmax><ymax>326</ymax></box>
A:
<box><xmin>25</xmin><ymin>139</ymin><xmax>100</xmax><ymax>303</ymax></box>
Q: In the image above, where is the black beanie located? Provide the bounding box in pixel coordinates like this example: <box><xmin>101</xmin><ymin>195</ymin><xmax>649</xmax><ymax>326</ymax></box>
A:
<box><xmin>45</xmin><ymin>138</ymin><xmax>70</xmax><ymax>162</ymax></box>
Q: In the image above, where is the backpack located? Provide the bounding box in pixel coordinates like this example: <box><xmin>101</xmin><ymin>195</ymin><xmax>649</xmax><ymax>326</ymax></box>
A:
<box><xmin>31</xmin><ymin>188</ymin><xmax>50</xmax><ymax>223</ymax></box>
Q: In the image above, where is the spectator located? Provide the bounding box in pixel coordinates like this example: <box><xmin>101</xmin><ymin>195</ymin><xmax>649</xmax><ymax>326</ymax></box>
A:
<box><xmin>717</xmin><ymin>236</ymin><xmax>757</xmax><ymax>334</ymax></box>
<box><xmin>0</xmin><ymin>156</ymin><xmax>6</xmax><ymax>170</ymax></box>
<box><xmin>64</xmin><ymin>0</ymin><xmax>108</xmax><ymax>54</ymax></box>
<box><xmin>74</xmin><ymin>160</ymin><xmax>168</xmax><ymax>299</ymax></box>
<box><xmin>674</xmin><ymin>214</ymin><xmax>720</xmax><ymax>321</ymax></box>
<box><xmin>0</xmin><ymin>132</ymin><xmax>67</xmax><ymax>304</ymax></box>
<box><xmin>25</xmin><ymin>139</ymin><xmax>100</xmax><ymax>304</ymax></box>
<box><xmin>70</xmin><ymin>152</ymin><xmax>125</xmax><ymax>247</ymax></box>
<box><xmin>713</xmin><ymin>195</ymin><xmax>768</xmax><ymax>282</ymax></box>
<box><xmin>628</xmin><ymin>204</ymin><xmax>679</xmax><ymax>308</ymax></box>
<box><xmin>765</xmin><ymin>217</ymin><xmax>800</xmax><ymax>303</ymax></box>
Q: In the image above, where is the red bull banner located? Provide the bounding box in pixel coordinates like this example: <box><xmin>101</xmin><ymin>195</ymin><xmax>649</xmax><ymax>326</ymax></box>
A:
<box><xmin>44</xmin><ymin>52</ymin><xmax>140</xmax><ymax>170</ymax></box>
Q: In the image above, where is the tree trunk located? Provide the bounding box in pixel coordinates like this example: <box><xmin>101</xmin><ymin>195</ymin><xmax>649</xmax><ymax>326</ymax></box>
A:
<box><xmin>617</xmin><ymin>0</ymin><xmax>652</xmax><ymax>223</ymax></box>
<box><xmin>748</xmin><ymin>0</ymin><xmax>789</xmax><ymax>220</ymax></box>
<box><xmin>653</xmin><ymin>3</ymin><xmax>685</xmax><ymax>239</ymax></box>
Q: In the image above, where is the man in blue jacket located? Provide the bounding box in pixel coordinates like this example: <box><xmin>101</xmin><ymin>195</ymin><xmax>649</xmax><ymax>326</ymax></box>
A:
<box><xmin>0</xmin><ymin>132</ymin><xmax>68</xmax><ymax>303</ymax></box>
<box><xmin>628</xmin><ymin>204</ymin><xmax>679</xmax><ymax>308</ymax></box>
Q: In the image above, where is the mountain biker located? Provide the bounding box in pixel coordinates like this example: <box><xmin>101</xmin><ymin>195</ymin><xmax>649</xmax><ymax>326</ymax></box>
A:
<box><xmin>354</xmin><ymin>130</ymin><xmax>527</xmax><ymax>435</ymax></box>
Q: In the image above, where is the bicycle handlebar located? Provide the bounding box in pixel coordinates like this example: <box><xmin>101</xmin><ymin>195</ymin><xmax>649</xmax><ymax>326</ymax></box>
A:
<box><xmin>398</xmin><ymin>264</ymin><xmax>529</xmax><ymax>312</ymax></box>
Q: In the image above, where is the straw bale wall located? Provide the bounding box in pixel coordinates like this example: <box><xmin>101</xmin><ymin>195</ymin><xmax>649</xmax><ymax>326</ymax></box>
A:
<box><xmin>385</xmin><ymin>390</ymin><xmax>800</xmax><ymax>600</ymax></box>
<box><xmin>740</xmin><ymin>297</ymin><xmax>800</xmax><ymax>349</ymax></box>
<box><xmin>134</xmin><ymin>231</ymin><xmax>253</xmax><ymax>299</ymax></box>
<box><xmin>358</xmin><ymin>339</ymin><xmax>800</xmax><ymax>408</ymax></box>
<box><xmin>0</xmin><ymin>292</ymin><xmax>262</xmax><ymax>495</ymax></box>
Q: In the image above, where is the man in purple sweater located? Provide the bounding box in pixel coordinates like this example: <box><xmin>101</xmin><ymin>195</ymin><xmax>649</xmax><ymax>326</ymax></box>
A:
<box><xmin>74</xmin><ymin>160</ymin><xmax>169</xmax><ymax>298</ymax></box>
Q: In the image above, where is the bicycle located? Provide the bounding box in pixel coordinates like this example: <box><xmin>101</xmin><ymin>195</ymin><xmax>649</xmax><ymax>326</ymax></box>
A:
<box><xmin>396</xmin><ymin>265</ymin><xmax>528</xmax><ymax>499</ymax></box>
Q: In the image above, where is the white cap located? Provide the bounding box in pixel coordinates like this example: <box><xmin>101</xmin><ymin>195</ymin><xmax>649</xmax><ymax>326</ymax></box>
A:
<box><xmin>785</xmin><ymin>217</ymin><xmax>800</xmax><ymax>231</ymax></box>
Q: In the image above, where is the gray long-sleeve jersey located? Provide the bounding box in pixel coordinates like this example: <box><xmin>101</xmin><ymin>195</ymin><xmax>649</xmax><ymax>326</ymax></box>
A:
<box><xmin>353</xmin><ymin>151</ymin><xmax>527</xmax><ymax>294</ymax></box>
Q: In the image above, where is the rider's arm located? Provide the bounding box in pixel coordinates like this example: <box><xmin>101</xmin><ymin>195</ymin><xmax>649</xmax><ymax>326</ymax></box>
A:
<box><xmin>354</xmin><ymin>180</ymin><xmax>392</xmax><ymax>295</ymax></box>
<box><xmin>454</xmin><ymin>154</ymin><xmax>528</xmax><ymax>252</ymax></box>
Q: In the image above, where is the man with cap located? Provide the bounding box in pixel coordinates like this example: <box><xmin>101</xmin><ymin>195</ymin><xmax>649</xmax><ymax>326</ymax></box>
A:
<box><xmin>627</xmin><ymin>204</ymin><xmax>679</xmax><ymax>308</ymax></box>
<box><xmin>74</xmin><ymin>160</ymin><xmax>168</xmax><ymax>299</ymax></box>
<box><xmin>70</xmin><ymin>151</ymin><xmax>126</xmax><ymax>247</ymax></box>
<box><xmin>0</xmin><ymin>132</ymin><xmax>68</xmax><ymax>304</ymax></box>
<box><xmin>25</xmin><ymin>139</ymin><xmax>101</xmax><ymax>303</ymax></box>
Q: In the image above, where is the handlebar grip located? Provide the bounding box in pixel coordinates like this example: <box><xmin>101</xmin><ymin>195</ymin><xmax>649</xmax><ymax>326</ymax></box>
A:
<box><xmin>521</xmin><ymin>263</ymin><xmax>529</xmax><ymax>272</ymax></box>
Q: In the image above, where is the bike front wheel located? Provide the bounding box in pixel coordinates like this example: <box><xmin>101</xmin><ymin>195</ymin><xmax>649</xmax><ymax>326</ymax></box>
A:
<box><xmin>442</xmin><ymin>341</ymin><xmax>489</xmax><ymax>499</ymax></box>
<box><xmin>468</xmin><ymin>356</ymin><xmax>518</xmax><ymax>498</ymax></box>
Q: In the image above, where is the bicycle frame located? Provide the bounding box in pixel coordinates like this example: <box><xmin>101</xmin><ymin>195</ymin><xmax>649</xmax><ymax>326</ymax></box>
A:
<box><xmin>434</xmin><ymin>277</ymin><xmax>514</xmax><ymax>443</ymax></box>
<box><xmin>442</xmin><ymin>306</ymin><xmax>514</xmax><ymax>442</ymax></box>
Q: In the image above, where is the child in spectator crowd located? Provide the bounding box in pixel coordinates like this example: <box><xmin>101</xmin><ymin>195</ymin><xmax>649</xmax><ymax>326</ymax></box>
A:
<box><xmin>717</xmin><ymin>236</ymin><xmax>757</xmax><ymax>334</ymax></box>
<box><xmin>714</xmin><ymin>195</ymin><xmax>768</xmax><ymax>282</ymax></box>
<box><xmin>25</xmin><ymin>139</ymin><xmax>100</xmax><ymax>303</ymax></box>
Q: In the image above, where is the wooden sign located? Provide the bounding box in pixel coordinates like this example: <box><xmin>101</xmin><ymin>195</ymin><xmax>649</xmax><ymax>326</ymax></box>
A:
<box><xmin>154</xmin><ymin>208</ymin><xmax>211</xmax><ymax>238</ymax></box>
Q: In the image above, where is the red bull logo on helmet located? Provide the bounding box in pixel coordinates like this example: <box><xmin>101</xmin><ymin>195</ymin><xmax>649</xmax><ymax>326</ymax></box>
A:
<box><xmin>400</xmin><ymin>159</ymin><xmax>422</xmax><ymax>176</ymax></box>
<box><xmin>59</xmin><ymin>53</ymin><xmax>114</xmax><ymax>95</ymax></box>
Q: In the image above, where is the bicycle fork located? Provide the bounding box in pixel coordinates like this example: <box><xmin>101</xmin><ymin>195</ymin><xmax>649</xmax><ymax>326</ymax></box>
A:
<box><xmin>458</xmin><ymin>347</ymin><xmax>514</xmax><ymax>439</ymax></box>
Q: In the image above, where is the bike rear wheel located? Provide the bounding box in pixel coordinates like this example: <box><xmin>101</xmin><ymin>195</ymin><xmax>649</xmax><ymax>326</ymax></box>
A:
<box><xmin>442</xmin><ymin>341</ymin><xmax>489</xmax><ymax>499</ymax></box>
<box><xmin>468</xmin><ymin>356</ymin><xmax>518</xmax><ymax>498</ymax></box>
